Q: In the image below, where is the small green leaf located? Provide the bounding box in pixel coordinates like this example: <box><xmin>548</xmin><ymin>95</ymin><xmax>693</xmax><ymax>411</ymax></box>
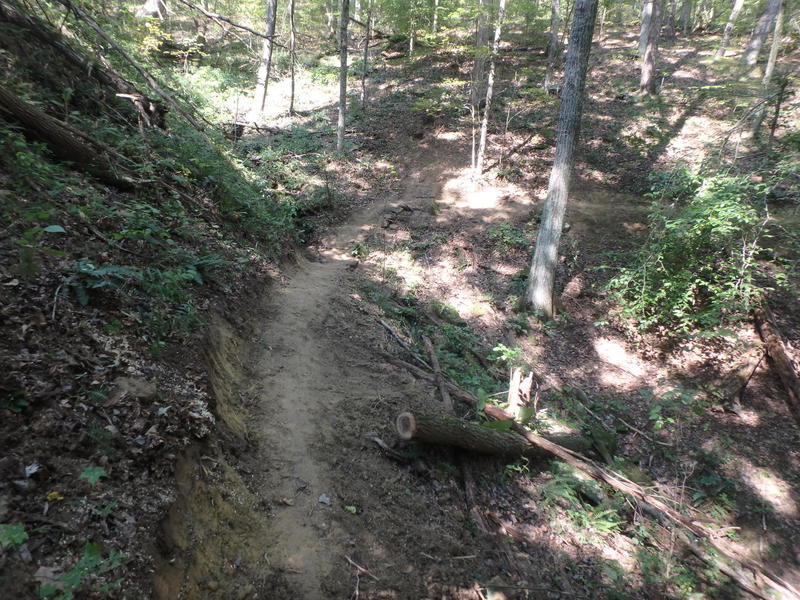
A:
<box><xmin>42</xmin><ymin>225</ymin><xmax>66</xmax><ymax>233</ymax></box>
<box><xmin>342</xmin><ymin>505</ymin><xmax>357</xmax><ymax>514</ymax></box>
<box><xmin>0</xmin><ymin>523</ymin><xmax>28</xmax><ymax>549</ymax></box>
<box><xmin>79</xmin><ymin>466</ymin><xmax>108</xmax><ymax>485</ymax></box>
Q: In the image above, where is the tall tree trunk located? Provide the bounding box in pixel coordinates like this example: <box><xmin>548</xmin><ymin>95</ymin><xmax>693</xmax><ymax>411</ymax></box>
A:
<box><xmin>743</xmin><ymin>0</ymin><xmax>781</xmax><ymax>68</ymax></box>
<box><xmin>639</xmin><ymin>0</ymin><xmax>652</xmax><ymax>56</ymax></box>
<box><xmin>361</xmin><ymin>0</ymin><xmax>371</xmax><ymax>107</ymax></box>
<box><xmin>471</xmin><ymin>0</ymin><xmax>492</xmax><ymax>107</ymax></box>
<box><xmin>544</xmin><ymin>0</ymin><xmax>562</xmax><ymax>88</ymax></box>
<box><xmin>526</xmin><ymin>0</ymin><xmax>598</xmax><ymax>317</ymax></box>
<box><xmin>251</xmin><ymin>0</ymin><xmax>278</xmax><ymax>118</ymax></box>
<box><xmin>137</xmin><ymin>0</ymin><xmax>166</xmax><ymax>18</ymax></box>
<box><xmin>680</xmin><ymin>0</ymin><xmax>692</xmax><ymax>35</ymax></box>
<box><xmin>476</xmin><ymin>0</ymin><xmax>507</xmax><ymax>174</ymax></box>
<box><xmin>752</xmin><ymin>0</ymin><xmax>783</xmax><ymax>139</ymax></box>
<box><xmin>337</xmin><ymin>0</ymin><xmax>350</xmax><ymax>151</ymax></box>
<box><xmin>432</xmin><ymin>0</ymin><xmax>439</xmax><ymax>33</ymax></box>
<box><xmin>716</xmin><ymin>0</ymin><xmax>744</xmax><ymax>57</ymax></box>
<box><xmin>288</xmin><ymin>0</ymin><xmax>297</xmax><ymax>115</ymax></box>
<box><xmin>639</xmin><ymin>0</ymin><xmax>662</xmax><ymax>94</ymax></box>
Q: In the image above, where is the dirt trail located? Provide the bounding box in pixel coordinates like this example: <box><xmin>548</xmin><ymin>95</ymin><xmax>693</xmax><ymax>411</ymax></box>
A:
<box><xmin>234</xmin><ymin>141</ymin><xmax>464</xmax><ymax>598</ymax></box>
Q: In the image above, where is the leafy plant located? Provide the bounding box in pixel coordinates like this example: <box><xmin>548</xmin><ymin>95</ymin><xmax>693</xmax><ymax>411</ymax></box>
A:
<box><xmin>486</xmin><ymin>223</ymin><xmax>531</xmax><ymax>251</ymax></box>
<box><xmin>608</xmin><ymin>172</ymin><xmax>768</xmax><ymax>334</ymax></box>
<box><xmin>38</xmin><ymin>543</ymin><xmax>125</xmax><ymax>600</ymax></box>
<box><xmin>0</xmin><ymin>523</ymin><xmax>28</xmax><ymax>549</ymax></box>
<box><xmin>79</xmin><ymin>466</ymin><xmax>109</xmax><ymax>485</ymax></box>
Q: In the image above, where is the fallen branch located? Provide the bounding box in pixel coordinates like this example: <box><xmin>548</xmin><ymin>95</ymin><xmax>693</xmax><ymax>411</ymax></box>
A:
<box><xmin>754</xmin><ymin>302</ymin><xmax>800</xmax><ymax>426</ymax></box>
<box><xmin>173</xmin><ymin>0</ymin><xmax>284</xmax><ymax>46</ymax></box>
<box><xmin>55</xmin><ymin>0</ymin><xmax>207</xmax><ymax>135</ymax></box>
<box><xmin>482</xmin><ymin>132</ymin><xmax>544</xmax><ymax>173</ymax></box>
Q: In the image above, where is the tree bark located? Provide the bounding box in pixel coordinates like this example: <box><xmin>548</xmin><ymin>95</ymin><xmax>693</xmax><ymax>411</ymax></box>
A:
<box><xmin>743</xmin><ymin>0</ymin><xmax>782</xmax><ymax>68</ymax></box>
<box><xmin>289</xmin><ymin>0</ymin><xmax>297</xmax><ymax>115</ymax></box>
<box><xmin>396</xmin><ymin>411</ymin><xmax>593</xmax><ymax>458</ymax></box>
<box><xmin>360</xmin><ymin>2</ymin><xmax>371</xmax><ymax>107</ymax></box>
<box><xmin>525</xmin><ymin>0</ymin><xmax>598</xmax><ymax>317</ymax></box>
<box><xmin>751</xmin><ymin>0</ymin><xmax>783</xmax><ymax>138</ymax></box>
<box><xmin>680</xmin><ymin>0</ymin><xmax>692</xmax><ymax>35</ymax></box>
<box><xmin>476</xmin><ymin>0</ymin><xmax>506</xmax><ymax>174</ymax></box>
<box><xmin>544</xmin><ymin>0</ymin><xmax>562</xmax><ymax>88</ymax></box>
<box><xmin>432</xmin><ymin>0</ymin><xmax>439</xmax><ymax>33</ymax></box>
<box><xmin>716</xmin><ymin>0</ymin><xmax>744</xmax><ymax>57</ymax></box>
<box><xmin>0</xmin><ymin>86</ymin><xmax>132</xmax><ymax>188</ymax></box>
<box><xmin>337</xmin><ymin>0</ymin><xmax>350</xmax><ymax>151</ymax></box>
<box><xmin>251</xmin><ymin>0</ymin><xmax>279</xmax><ymax>118</ymax></box>
<box><xmin>471</xmin><ymin>0</ymin><xmax>493</xmax><ymax>108</ymax></box>
<box><xmin>0</xmin><ymin>0</ymin><xmax>165</xmax><ymax>129</ymax></box>
<box><xmin>639</xmin><ymin>0</ymin><xmax>662</xmax><ymax>94</ymax></box>
<box><xmin>754</xmin><ymin>302</ymin><xmax>800</xmax><ymax>426</ymax></box>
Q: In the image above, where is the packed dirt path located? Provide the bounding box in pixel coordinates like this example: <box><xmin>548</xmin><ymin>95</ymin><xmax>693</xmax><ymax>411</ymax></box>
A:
<box><xmin>235</xmin><ymin>143</ymin><xmax>488</xmax><ymax>599</ymax></box>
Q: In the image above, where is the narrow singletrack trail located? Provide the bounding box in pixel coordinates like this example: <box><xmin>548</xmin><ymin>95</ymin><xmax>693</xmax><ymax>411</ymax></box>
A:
<box><xmin>238</xmin><ymin>141</ymin><xmax>464</xmax><ymax>598</ymax></box>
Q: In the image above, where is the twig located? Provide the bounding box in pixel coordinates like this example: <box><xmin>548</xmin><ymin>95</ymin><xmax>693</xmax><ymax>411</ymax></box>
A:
<box><xmin>50</xmin><ymin>283</ymin><xmax>63</xmax><ymax>322</ymax></box>
<box><xmin>173</xmin><ymin>0</ymin><xmax>278</xmax><ymax>41</ymax></box>
<box><xmin>344</xmin><ymin>556</ymin><xmax>379</xmax><ymax>582</ymax></box>
<box><xmin>423</xmin><ymin>336</ymin><xmax>454</xmax><ymax>412</ymax></box>
<box><xmin>482</xmin><ymin>131</ymin><xmax>539</xmax><ymax>172</ymax></box>
<box><xmin>378</xmin><ymin>319</ymin><xmax>429</xmax><ymax>369</ymax></box>
<box><xmin>571</xmin><ymin>388</ymin><xmax>672</xmax><ymax>446</ymax></box>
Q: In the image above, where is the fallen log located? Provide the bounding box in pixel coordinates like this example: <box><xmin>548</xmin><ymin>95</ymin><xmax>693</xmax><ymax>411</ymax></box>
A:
<box><xmin>754</xmin><ymin>302</ymin><xmax>800</xmax><ymax>426</ymax></box>
<box><xmin>396</xmin><ymin>411</ymin><xmax>593</xmax><ymax>458</ymax></box>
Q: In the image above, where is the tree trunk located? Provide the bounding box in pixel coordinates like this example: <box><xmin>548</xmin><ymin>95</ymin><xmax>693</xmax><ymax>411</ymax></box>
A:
<box><xmin>337</xmin><ymin>0</ymin><xmax>350</xmax><ymax>151</ymax></box>
<box><xmin>0</xmin><ymin>86</ymin><xmax>131</xmax><ymax>188</ymax></box>
<box><xmin>680</xmin><ymin>0</ymin><xmax>692</xmax><ymax>35</ymax></box>
<box><xmin>742</xmin><ymin>0</ymin><xmax>781</xmax><ymax>69</ymax></box>
<box><xmin>432</xmin><ymin>0</ymin><xmax>439</xmax><ymax>33</ymax></box>
<box><xmin>639</xmin><ymin>0</ymin><xmax>662</xmax><ymax>94</ymax></box>
<box><xmin>526</xmin><ymin>0</ymin><xmax>598</xmax><ymax>317</ymax></box>
<box><xmin>288</xmin><ymin>0</ymin><xmax>297</xmax><ymax>115</ymax></box>
<box><xmin>476</xmin><ymin>0</ymin><xmax>507</xmax><ymax>174</ymax></box>
<box><xmin>0</xmin><ymin>0</ymin><xmax>165</xmax><ymax>128</ymax></box>
<box><xmin>471</xmin><ymin>0</ymin><xmax>493</xmax><ymax>108</ymax></box>
<box><xmin>251</xmin><ymin>0</ymin><xmax>278</xmax><ymax>118</ymax></box>
<box><xmin>754</xmin><ymin>302</ymin><xmax>800</xmax><ymax>427</ymax></box>
<box><xmin>544</xmin><ymin>0</ymin><xmax>562</xmax><ymax>88</ymax></box>
<box><xmin>361</xmin><ymin>1</ymin><xmax>371</xmax><ymax>107</ymax></box>
<box><xmin>716</xmin><ymin>0</ymin><xmax>743</xmax><ymax>56</ymax></box>
<box><xmin>751</xmin><ymin>0</ymin><xmax>783</xmax><ymax>139</ymax></box>
<box><xmin>137</xmin><ymin>0</ymin><xmax>166</xmax><ymax>19</ymax></box>
<box><xmin>396</xmin><ymin>411</ymin><xmax>593</xmax><ymax>458</ymax></box>
<box><xmin>638</xmin><ymin>0</ymin><xmax>652</xmax><ymax>56</ymax></box>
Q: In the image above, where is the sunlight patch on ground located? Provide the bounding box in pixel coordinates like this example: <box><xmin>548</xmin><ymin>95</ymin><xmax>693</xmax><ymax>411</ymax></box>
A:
<box><xmin>434</xmin><ymin>131</ymin><xmax>464</xmax><ymax>141</ymax></box>
<box><xmin>739</xmin><ymin>465</ymin><xmax>798</xmax><ymax>519</ymax></box>
<box><xmin>593</xmin><ymin>337</ymin><xmax>646</xmax><ymax>387</ymax></box>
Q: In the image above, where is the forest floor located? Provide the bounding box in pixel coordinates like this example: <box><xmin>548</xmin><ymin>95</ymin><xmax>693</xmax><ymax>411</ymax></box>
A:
<box><xmin>2</xmin><ymin>23</ymin><xmax>799</xmax><ymax>600</ymax></box>
<box><xmin>152</xmin><ymin>31</ymin><xmax>800</xmax><ymax>600</ymax></box>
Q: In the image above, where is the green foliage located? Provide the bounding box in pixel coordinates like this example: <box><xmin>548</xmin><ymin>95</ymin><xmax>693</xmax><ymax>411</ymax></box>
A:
<box><xmin>78</xmin><ymin>466</ymin><xmax>109</xmax><ymax>485</ymax></box>
<box><xmin>0</xmin><ymin>523</ymin><xmax>28</xmax><ymax>549</ymax></box>
<box><xmin>608</xmin><ymin>171</ymin><xmax>768</xmax><ymax>334</ymax></box>
<box><xmin>486</xmin><ymin>223</ymin><xmax>531</xmax><ymax>252</ymax></box>
<box><xmin>38</xmin><ymin>543</ymin><xmax>125</xmax><ymax>600</ymax></box>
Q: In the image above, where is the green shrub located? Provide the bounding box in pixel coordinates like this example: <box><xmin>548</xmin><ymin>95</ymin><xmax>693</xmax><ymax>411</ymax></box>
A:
<box><xmin>609</xmin><ymin>172</ymin><xmax>767</xmax><ymax>334</ymax></box>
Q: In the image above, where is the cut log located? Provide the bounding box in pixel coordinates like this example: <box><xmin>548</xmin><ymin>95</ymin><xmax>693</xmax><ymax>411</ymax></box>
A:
<box><xmin>396</xmin><ymin>411</ymin><xmax>593</xmax><ymax>458</ymax></box>
<box><xmin>0</xmin><ymin>86</ymin><xmax>134</xmax><ymax>188</ymax></box>
<box><xmin>754</xmin><ymin>302</ymin><xmax>800</xmax><ymax>426</ymax></box>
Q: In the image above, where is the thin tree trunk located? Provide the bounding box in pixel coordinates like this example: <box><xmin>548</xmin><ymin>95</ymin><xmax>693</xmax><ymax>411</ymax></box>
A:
<box><xmin>544</xmin><ymin>0</ymin><xmax>562</xmax><ymax>88</ymax></box>
<box><xmin>639</xmin><ymin>0</ymin><xmax>662</xmax><ymax>94</ymax></box>
<box><xmin>526</xmin><ymin>0</ymin><xmax>598</xmax><ymax>316</ymax></box>
<box><xmin>432</xmin><ymin>0</ymin><xmax>439</xmax><ymax>33</ymax></box>
<box><xmin>716</xmin><ymin>0</ymin><xmax>744</xmax><ymax>56</ymax></box>
<box><xmin>477</xmin><ymin>0</ymin><xmax>507</xmax><ymax>174</ymax></box>
<box><xmin>251</xmin><ymin>0</ymin><xmax>278</xmax><ymax>118</ymax></box>
<box><xmin>751</xmin><ymin>0</ymin><xmax>783</xmax><ymax>139</ymax></box>
<box><xmin>288</xmin><ymin>0</ymin><xmax>296</xmax><ymax>115</ymax></box>
<box><xmin>743</xmin><ymin>0</ymin><xmax>781</xmax><ymax>68</ymax></box>
<box><xmin>361</xmin><ymin>1</ymin><xmax>371</xmax><ymax>107</ymax></box>
<box><xmin>337</xmin><ymin>0</ymin><xmax>350</xmax><ymax>151</ymax></box>
<box><xmin>639</xmin><ymin>0</ymin><xmax>652</xmax><ymax>56</ymax></box>
<box><xmin>471</xmin><ymin>0</ymin><xmax>492</xmax><ymax>107</ymax></box>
